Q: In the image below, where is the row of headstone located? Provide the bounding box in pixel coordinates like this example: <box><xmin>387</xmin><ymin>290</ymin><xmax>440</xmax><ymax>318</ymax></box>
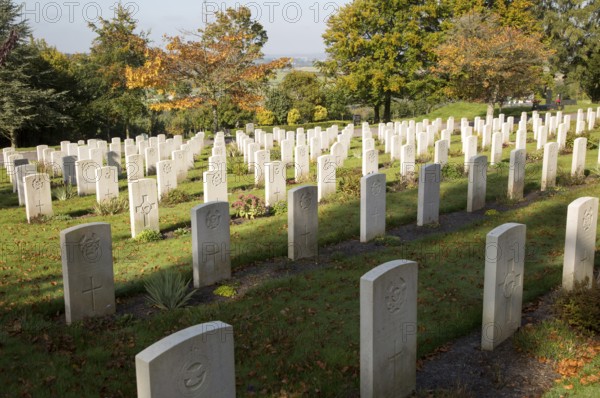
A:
<box><xmin>53</xmin><ymin>187</ymin><xmax>595</xmax><ymax>396</ymax></box>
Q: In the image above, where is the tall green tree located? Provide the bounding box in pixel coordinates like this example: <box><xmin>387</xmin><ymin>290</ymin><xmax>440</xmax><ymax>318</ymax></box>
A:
<box><xmin>537</xmin><ymin>0</ymin><xmax>600</xmax><ymax>101</ymax></box>
<box><xmin>86</xmin><ymin>4</ymin><xmax>149</xmax><ymax>138</ymax></box>
<box><xmin>0</xmin><ymin>0</ymin><xmax>67</xmax><ymax>147</ymax></box>
<box><xmin>320</xmin><ymin>0</ymin><xmax>444</xmax><ymax>122</ymax></box>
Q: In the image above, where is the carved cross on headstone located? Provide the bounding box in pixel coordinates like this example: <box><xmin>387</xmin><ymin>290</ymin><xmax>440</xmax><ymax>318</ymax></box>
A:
<box><xmin>300</xmin><ymin>224</ymin><xmax>311</xmax><ymax>251</ymax></box>
<box><xmin>388</xmin><ymin>339</ymin><xmax>404</xmax><ymax>390</ymax></box>
<box><xmin>272</xmin><ymin>187</ymin><xmax>282</xmax><ymax>203</ymax></box>
<box><xmin>498</xmin><ymin>252</ymin><xmax>521</xmax><ymax>327</ymax></box>
<box><xmin>82</xmin><ymin>276</ymin><xmax>102</xmax><ymax>311</ymax></box>
<box><xmin>36</xmin><ymin>200</ymin><xmax>44</xmax><ymax>213</ymax></box>
<box><xmin>135</xmin><ymin>195</ymin><xmax>155</xmax><ymax>227</ymax></box>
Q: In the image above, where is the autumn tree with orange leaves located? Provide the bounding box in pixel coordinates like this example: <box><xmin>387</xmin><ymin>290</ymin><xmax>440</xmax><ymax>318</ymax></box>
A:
<box><xmin>127</xmin><ymin>7</ymin><xmax>289</xmax><ymax>132</ymax></box>
<box><xmin>434</xmin><ymin>12</ymin><xmax>553</xmax><ymax>117</ymax></box>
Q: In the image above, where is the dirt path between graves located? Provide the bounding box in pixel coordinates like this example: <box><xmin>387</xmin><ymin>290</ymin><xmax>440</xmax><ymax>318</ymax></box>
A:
<box><xmin>117</xmin><ymin>183</ymin><xmax>598</xmax><ymax>397</ymax></box>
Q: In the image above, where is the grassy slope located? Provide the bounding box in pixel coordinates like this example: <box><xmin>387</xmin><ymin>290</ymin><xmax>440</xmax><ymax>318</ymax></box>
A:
<box><xmin>0</xmin><ymin>113</ymin><xmax>599</xmax><ymax>396</ymax></box>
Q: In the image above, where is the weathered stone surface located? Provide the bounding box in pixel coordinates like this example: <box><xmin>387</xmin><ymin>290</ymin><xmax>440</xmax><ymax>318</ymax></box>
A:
<box><xmin>128</xmin><ymin>178</ymin><xmax>159</xmax><ymax>238</ymax></box>
<box><xmin>317</xmin><ymin>155</ymin><xmax>336</xmax><ymax>202</ymax></box>
<box><xmin>135</xmin><ymin>321</ymin><xmax>235</xmax><ymax>398</ymax></box>
<box><xmin>417</xmin><ymin>164</ymin><xmax>441</xmax><ymax>226</ymax></box>
<box><xmin>467</xmin><ymin>155</ymin><xmax>488</xmax><ymax>213</ymax></box>
<box><xmin>562</xmin><ymin>197</ymin><xmax>598</xmax><ymax>290</ymax></box>
<box><xmin>360</xmin><ymin>260</ymin><xmax>417</xmax><ymax>398</ymax></box>
<box><xmin>507</xmin><ymin>149</ymin><xmax>526</xmax><ymax>201</ymax></box>
<box><xmin>288</xmin><ymin>186</ymin><xmax>318</xmax><ymax>260</ymax></box>
<box><xmin>24</xmin><ymin>173</ymin><xmax>53</xmax><ymax>222</ymax></box>
<box><xmin>95</xmin><ymin>166</ymin><xmax>119</xmax><ymax>203</ymax></box>
<box><xmin>360</xmin><ymin>173</ymin><xmax>386</xmax><ymax>242</ymax></box>
<box><xmin>191</xmin><ymin>202</ymin><xmax>231</xmax><ymax>288</ymax></box>
<box><xmin>482</xmin><ymin>223</ymin><xmax>526</xmax><ymax>351</ymax></box>
<box><xmin>60</xmin><ymin>223</ymin><xmax>115</xmax><ymax>324</ymax></box>
<box><xmin>541</xmin><ymin>142</ymin><xmax>558</xmax><ymax>191</ymax></box>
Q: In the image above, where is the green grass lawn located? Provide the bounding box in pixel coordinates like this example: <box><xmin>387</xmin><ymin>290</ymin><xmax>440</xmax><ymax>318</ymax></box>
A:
<box><xmin>0</xmin><ymin>116</ymin><xmax>599</xmax><ymax>396</ymax></box>
<box><xmin>401</xmin><ymin>101</ymin><xmax>600</xmax><ymax>123</ymax></box>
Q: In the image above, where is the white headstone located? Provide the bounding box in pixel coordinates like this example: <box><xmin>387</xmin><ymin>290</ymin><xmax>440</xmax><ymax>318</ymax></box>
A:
<box><xmin>417</xmin><ymin>164</ymin><xmax>441</xmax><ymax>226</ymax></box>
<box><xmin>571</xmin><ymin>137</ymin><xmax>587</xmax><ymax>178</ymax></box>
<box><xmin>294</xmin><ymin>145</ymin><xmax>309</xmax><ymax>181</ymax></box>
<box><xmin>95</xmin><ymin>166</ymin><xmax>119</xmax><ymax>203</ymax></box>
<box><xmin>507</xmin><ymin>149</ymin><xmax>526</xmax><ymax>201</ymax></box>
<box><xmin>16</xmin><ymin>164</ymin><xmax>37</xmax><ymax>206</ymax></box>
<box><xmin>434</xmin><ymin>140</ymin><xmax>448</xmax><ymax>166</ymax></box>
<box><xmin>541</xmin><ymin>142</ymin><xmax>558</xmax><ymax>191</ymax></box>
<box><xmin>203</xmin><ymin>169</ymin><xmax>228</xmax><ymax>203</ymax></box>
<box><xmin>562</xmin><ymin>197</ymin><xmax>598</xmax><ymax>290</ymax></box>
<box><xmin>362</xmin><ymin>149</ymin><xmax>379</xmax><ymax>177</ymax></box>
<box><xmin>191</xmin><ymin>202</ymin><xmax>231</xmax><ymax>288</ymax></box>
<box><xmin>482</xmin><ymin>223</ymin><xmax>526</xmax><ymax>351</ymax></box>
<box><xmin>126</xmin><ymin>154</ymin><xmax>144</xmax><ymax>182</ymax></box>
<box><xmin>288</xmin><ymin>185</ymin><xmax>318</xmax><ymax>260</ymax></box>
<box><xmin>467</xmin><ymin>155</ymin><xmax>487</xmax><ymax>212</ymax></box>
<box><xmin>75</xmin><ymin>159</ymin><xmax>99</xmax><ymax>196</ymax></box>
<box><xmin>145</xmin><ymin>147</ymin><xmax>158</xmax><ymax>175</ymax></box>
<box><xmin>265</xmin><ymin>161</ymin><xmax>286</xmax><ymax>206</ymax></box>
<box><xmin>400</xmin><ymin>144</ymin><xmax>415</xmax><ymax>177</ymax></box>
<box><xmin>128</xmin><ymin>178</ymin><xmax>159</xmax><ymax>238</ymax></box>
<box><xmin>360</xmin><ymin>173</ymin><xmax>386</xmax><ymax>242</ymax></box>
<box><xmin>60</xmin><ymin>223</ymin><xmax>115</xmax><ymax>324</ymax></box>
<box><xmin>157</xmin><ymin>160</ymin><xmax>177</xmax><ymax>200</ymax></box>
<box><xmin>24</xmin><ymin>173</ymin><xmax>53</xmax><ymax>222</ymax></box>
<box><xmin>490</xmin><ymin>132</ymin><xmax>502</xmax><ymax>165</ymax></box>
<box><xmin>254</xmin><ymin>149</ymin><xmax>270</xmax><ymax>185</ymax></box>
<box><xmin>360</xmin><ymin>260</ymin><xmax>417</xmax><ymax>398</ymax></box>
<box><xmin>317</xmin><ymin>155</ymin><xmax>336</xmax><ymax>202</ymax></box>
<box><xmin>135</xmin><ymin>322</ymin><xmax>235</xmax><ymax>398</ymax></box>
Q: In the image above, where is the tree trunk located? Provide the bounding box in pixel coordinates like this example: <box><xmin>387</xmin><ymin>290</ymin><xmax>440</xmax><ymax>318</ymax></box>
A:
<box><xmin>9</xmin><ymin>129</ymin><xmax>17</xmax><ymax>148</ymax></box>
<box><xmin>373</xmin><ymin>103</ymin><xmax>381</xmax><ymax>123</ymax></box>
<box><xmin>487</xmin><ymin>103</ymin><xmax>494</xmax><ymax>118</ymax></box>
<box><xmin>125</xmin><ymin>121</ymin><xmax>130</xmax><ymax>140</ymax></box>
<box><xmin>383</xmin><ymin>91</ymin><xmax>392</xmax><ymax>122</ymax></box>
<box><xmin>212</xmin><ymin>105</ymin><xmax>219</xmax><ymax>133</ymax></box>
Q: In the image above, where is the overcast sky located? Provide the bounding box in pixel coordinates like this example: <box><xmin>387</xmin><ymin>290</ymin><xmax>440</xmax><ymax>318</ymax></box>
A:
<box><xmin>19</xmin><ymin>0</ymin><xmax>351</xmax><ymax>54</ymax></box>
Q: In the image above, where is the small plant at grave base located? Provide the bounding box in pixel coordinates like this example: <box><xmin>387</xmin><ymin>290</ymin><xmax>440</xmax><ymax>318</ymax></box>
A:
<box><xmin>526</xmin><ymin>149</ymin><xmax>544</xmax><ymax>163</ymax></box>
<box><xmin>448</xmin><ymin>148</ymin><xmax>462</xmax><ymax>157</ymax></box>
<box><xmin>388</xmin><ymin>173</ymin><xmax>417</xmax><ymax>192</ymax></box>
<box><xmin>270</xmin><ymin>149</ymin><xmax>281</xmax><ymax>160</ymax></box>
<box><xmin>228</xmin><ymin>160</ymin><xmax>249</xmax><ymax>176</ymax></box>
<box><xmin>416</xmin><ymin>154</ymin><xmax>431</xmax><ymax>163</ymax></box>
<box><xmin>441</xmin><ymin>162</ymin><xmax>465</xmax><ymax>181</ymax></box>
<box><xmin>35</xmin><ymin>161</ymin><xmax>49</xmax><ymax>175</ymax></box>
<box><xmin>556</xmin><ymin>170</ymin><xmax>586</xmax><ymax>187</ymax></box>
<box><xmin>173</xmin><ymin>227</ymin><xmax>190</xmax><ymax>237</ymax></box>
<box><xmin>554</xmin><ymin>278</ymin><xmax>600</xmax><ymax>333</ymax></box>
<box><xmin>484</xmin><ymin>209</ymin><xmax>500</xmax><ymax>217</ymax></box>
<box><xmin>213</xmin><ymin>283</ymin><xmax>238</xmax><ymax>298</ymax></box>
<box><xmin>373</xmin><ymin>235</ymin><xmax>402</xmax><ymax>247</ymax></box>
<box><xmin>226</xmin><ymin>143</ymin><xmax>241</xmax><ymax>157</ymax></box>
<box><xmin>51</xmin><ymin>214</ymin><xmax>73</xmax><ymax>222</ymax></box>
<box><xmin>232</xmin><ymin>194</ymin><xmax>268</xmax><ymax>219</ymax></box>
<box><xmin>160</xmin><ymin>189</ymin><xmax>192</xmax><ymax>207</ymax></box>
<box><xmin>93</xmin><ymin>197</ymin><xmax>129</xmax><ymax>216</ymax></box>
<box><xmin>336</xmin><ymin>167</ymin><xmax>362</xmax><ymax>201</ymax></box>
<box><xmin>269</xmin><ymin>200</ymin><xmax>287</xmax><ymax>216</ymax></box>
<box><xmin>134</xmin><ymin>229</ymin><xmax>163</xmax><ymax>243</ymax></box>
<box><xmin>144</xmin><ymin>270</ymin><xmax>196</xmax><ymax>311</ymax></box>
<box><xmin>53</xmin><ymin>184</ymin><xmax>77</xmax><ymax>201</ymax></box>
